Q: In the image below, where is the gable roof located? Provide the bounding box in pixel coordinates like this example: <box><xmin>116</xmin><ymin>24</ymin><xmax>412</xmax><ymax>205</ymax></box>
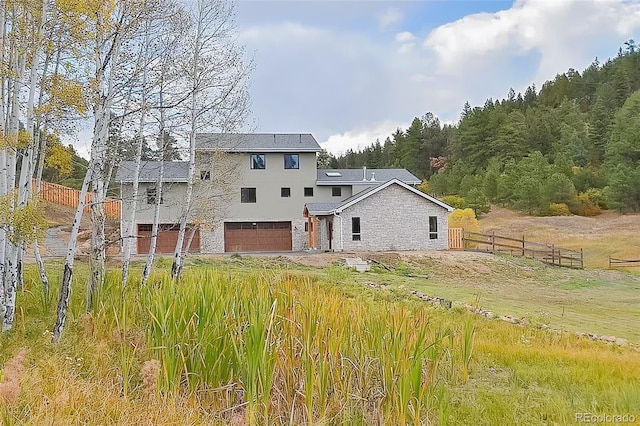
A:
<box><xmin>196</xmin><ymin>133</ymin><xmax>321</xmax><ymax>152</ymax></box>
<box><xmin>115</xmin><ymin>161</ymin><xmax>189</xmax><ymax>183</ymax></box>
<box><xmin>317</xmin><ymin>168</ymin><xmax>420</xmax><ymax>185</ymax></box>
<box><xmin>304</xmin><ymin>178</ymin><xmax>453</xmax><ymax>216</ymax></box>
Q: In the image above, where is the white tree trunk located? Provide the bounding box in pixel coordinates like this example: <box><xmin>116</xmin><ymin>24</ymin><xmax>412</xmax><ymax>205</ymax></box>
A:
<box><xmin>122</xmin><ymin>21</ymin><xmax>151</xmax><ymax>288</ymax></box>
<box><xmin>3</xmin><ymin>51</ymin><xmax>24</xmax><ymax>331</ymax></box>
<box><xmin>52</xmin><ymin>168</ymin><xmax>91</xmax><ymax>343</ymax></box>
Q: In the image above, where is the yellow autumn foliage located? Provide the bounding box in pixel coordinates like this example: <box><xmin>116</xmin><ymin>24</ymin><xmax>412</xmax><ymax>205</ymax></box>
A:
<box><xmin>37</xmin><ymin>75</ymin><xmax>88</xmax><ymax>118</ymax></box>
<box><xmin>0</xmin><ymin>192</ymin><xmax>45</xmax><ymax>244</ymax></box>
<box><xmin>0</xmin><ymin>130</ymin><xmax>32</xmax><ymax>150</ymax></box>
<box><xmin>45</xmin><ymin>138</ymin><xmax>74</xmax><ymax>180</ymax></box>
<box><xmin>448</xmin><ymin>208</ymin><xmax>479</xmax><ymax>233</ymax></box>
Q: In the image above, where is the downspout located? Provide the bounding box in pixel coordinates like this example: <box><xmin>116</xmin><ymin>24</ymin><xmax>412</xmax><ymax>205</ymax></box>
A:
<box><xmin>336</xmin><ymin>212</ymin><xmax>343</xmax><ymax>251</ymax></box>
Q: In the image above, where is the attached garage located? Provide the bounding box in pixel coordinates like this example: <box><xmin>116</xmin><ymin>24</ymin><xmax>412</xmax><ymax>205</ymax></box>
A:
<box><xmin>137</xmin><ymin>224</ymin><xmax>200</xmax><ymax>254</ymax></box>
<box><xmin>224</xmin><ymin>222</ymin><xmax>292</xmax><ymax>252</ymax></box>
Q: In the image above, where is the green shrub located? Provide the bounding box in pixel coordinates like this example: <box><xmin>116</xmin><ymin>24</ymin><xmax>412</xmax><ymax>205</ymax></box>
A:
<box><xmin>548</xmin><ymin>203</ymin><xmax>571</xmax><ymax>216</ymax></box>
<box><xmin>441</xmin><ymin>195</ymin><xmax>466</xmax><ymax>209</ymax></box>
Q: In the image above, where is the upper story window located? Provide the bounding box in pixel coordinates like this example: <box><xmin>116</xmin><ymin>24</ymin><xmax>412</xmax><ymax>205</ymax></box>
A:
<box><xmin>241</xmin><ymin>187</ymin><xmax>256</xmax><ymax>203</ymax></box>
<box><xmin>200</xmin><ymin>170</ymin><xmax>210</xmax><ymax>180</ymax></box>
<box><xmin>332</xmin><ymin>186</ymin><xmax>341</xmax><ymax>197</ymax></box>
<box><xmin>284</xmin><ymin>154</ymin><xmax>299</xmax><ymax>169</ymax></box>
<box><xmin>251</xmin><ymin>154</ymin><xmax>265</xmax><ymax>169</ymax></box>
<box><xmin>304</xmin><ymin>187</ymin><xmax>314</xmax><ymax>197</ymax></box>
<box><xmin>281</xmin><ymin>187</ymin><xmax>291</xmax><ymax>197</ymax></box>
<box><xmin>146</xmin><ymin>187</ymin><xmax>163</xmax><ymax>204</ymax></box>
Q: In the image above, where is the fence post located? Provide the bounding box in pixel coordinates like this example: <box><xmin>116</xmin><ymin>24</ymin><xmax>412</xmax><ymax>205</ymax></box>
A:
<box><xmin>580</xmin><ymin>248</ymin><xmax>584</xmax><ymax>269</ymax></box>
<box><xmin>491</xmin><ymin>231</ymin><xmax>495</xmax><ymax>253</ymax></box>
<box><xmin>608</xmin><ymin>255</ymin><xmax>611</xmax><ymax>269</ymax></box>
<box><xmin>551</xmin><ymin>245</ymin><xmax>555</xmax><ymax>266</ymax></box>
<box><xmin>558</xmin><ymin>249</ymin><xmax>562</xmax><ymax>267</ymax></box>
<box><xmin>522</xmin><ymin>234</ymin><xmax>525</xmax><ymax>257</ymax></box>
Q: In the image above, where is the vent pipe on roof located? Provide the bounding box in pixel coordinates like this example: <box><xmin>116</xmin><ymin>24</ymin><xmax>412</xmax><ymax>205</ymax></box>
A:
<box><xmin>370</xmin><ymin>172</ymin><xmax>376</xmax><ymax>182</ymax></box>
<box><xmin>363</xmin><ymin>166</ymin><xmax>367</xmax><ymax>181</ymax></box>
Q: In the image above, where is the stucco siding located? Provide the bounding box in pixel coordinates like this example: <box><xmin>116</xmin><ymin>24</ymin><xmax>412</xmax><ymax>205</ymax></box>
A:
<box><xmin>337</xmin><ymin>184</ymin><xmax>450</xmax><ymax>251</ymax></box>
<box><xmin>314</xmin><ymin>185</ymin><xmax>352</xmax><ymax>202</ymax></box>
<box><xmin>198</xmin><ymin>152</ymin><xmax>318</xmax><ymax>220</ymax></box>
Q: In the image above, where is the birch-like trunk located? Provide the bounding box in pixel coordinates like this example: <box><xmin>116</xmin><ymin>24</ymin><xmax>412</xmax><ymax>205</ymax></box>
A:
<box><xmin>3</xmin><ymin>50</ymin><xmax>23</xmax><ymax>331</ymax></box>
<box><xmin>122</xmin><ymin>21</ymin><xmax>151</xmax><ymax>288</ymax></box>
<box><xmin>87</xmin><ymin>4</ymin><xmax>122</xmax><ymax>310</ymax></box>
<box><xmin>52</xmin><ymin>169</ymin><xmax>91</xmax><ymax>343</ymax></box>
<box><xmin>87</xmin><ymin>102</ymin><xmax>110</xmax><ymax>311</ymax></box>
<box><xmin>16</xmin><ymin>0</ymin><xmax>48</xmax><ymax>294</ymax></box>
<box><xmin>141</xmin><ymin>84</ymin><xmax>167</xmax><ymax>287</ymax></box>
<box><xmin>171</xmin><ymin>3</ymin><xmax>204</xmax><ymax>279</ymax></box>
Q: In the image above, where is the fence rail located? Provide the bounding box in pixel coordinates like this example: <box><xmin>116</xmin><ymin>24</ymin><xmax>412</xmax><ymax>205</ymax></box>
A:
<box><xmin>609</xmin><ymin>256</ymin><xmax>640</xmax><ymax>268</ymax></box>
<box><xmin>34</xmin><ymin>180</ymin><xmax>121</xmax><ymax>219</ymax></box>
<box><xmin>459</xmin><ymin>230</ymin><xmax>583</xmax><ymax>269</ymax></box>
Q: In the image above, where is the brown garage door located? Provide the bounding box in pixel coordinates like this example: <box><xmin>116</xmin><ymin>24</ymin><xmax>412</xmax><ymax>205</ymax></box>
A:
<box><xmin>224</xmin><ymin>222</ymin><xmax>292</xmax><ymax>252</ymax></box>
<box><xmin>137</xmin><ymin>224</ymin><xmax>200</xmax><ymax>254</ymax></box>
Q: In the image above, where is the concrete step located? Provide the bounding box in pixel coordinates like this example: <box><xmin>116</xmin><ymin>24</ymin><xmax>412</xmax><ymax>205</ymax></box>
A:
<box><xmin>344</xmin><ymin>257</ymin><xmax>371</xmax><ymax>272</ymax></box>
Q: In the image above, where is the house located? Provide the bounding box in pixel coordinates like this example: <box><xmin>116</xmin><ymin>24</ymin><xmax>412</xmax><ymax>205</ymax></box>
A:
<box><xmin>304</xmin><ymin>178</ymin><xmax>453</xmax><ymax>252</ymax></box>
<box><xmin>115</xmin><ymin>133</ymin><xmax>454</xmax><ymax>254</ymax></box>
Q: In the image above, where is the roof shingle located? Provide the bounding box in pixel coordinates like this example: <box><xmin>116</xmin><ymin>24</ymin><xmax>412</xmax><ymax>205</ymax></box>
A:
<box><xmin>196</xmin><ymin>133</ymin><xmax>321</xmax><ymax>152</ymax></box>
<box><xmin>317</xmin><ymin>168</ymin><xmax>420</xmax><ymax>184</ymax></box>
<box><xmin>115</xmin><ymin>161</ymin><xmax>189</xmax><ymax>182</ymax></box>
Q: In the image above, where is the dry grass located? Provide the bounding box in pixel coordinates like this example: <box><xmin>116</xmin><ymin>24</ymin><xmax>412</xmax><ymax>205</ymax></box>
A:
<box><xmin>1</xmin><ymin>259</ymin><xmax>639</xmax><ymax>425</ymax></box>
<box><xmin>478</xmin><ymin>207</ymin><xmax>640</xmax><ymax>269</ymax></box>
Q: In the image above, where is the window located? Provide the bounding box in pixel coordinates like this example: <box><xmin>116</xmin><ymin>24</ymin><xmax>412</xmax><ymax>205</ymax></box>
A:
<box><xmin>304</xmin><ymin>187</ymin><xmax>314</xmax><ymax>197</ymax></box>
<box><xmin>304</xmin><ymin>222</ymin><xmax>308</xmax><ymax>232</ymax></box>
<box><xmin>352</xmin><ymin>217</ymin><xmax>361</xmax><ymax>241</ymax></box>
<box><xmin>284</xmin><ymin>154</ymin><xmax>299</xmax><ymax>169</ymax></box>
<box><xmin>429</xmin><ymin>216</ymin><xmax>438</xmax><ymax>239</ymax></box>
<box><xmin>251</xmin><ymin>154</ymin><xmax>265</xmax><ymax>169</ymax></box>
<box><xmin>332</xmin><ymin>186</ymin><xmax>342</xmax><ymax>197</ymax></box>
<box><xmin>241</xmin><ymin>187</ymin><xmax>256</xmax><ymax>203</ymax></box>
<box><xmin>200</xmin><ymin>170</ymin><xmax>210</xmax><ymax>180</ymax></box>
<box><xmin>281</xmin><ymin>187</ymin><xmax>291</xmax><ymax>197</ymax></box>
<box><xmin>146</xmin><ymin>187</ymin><xmax>163</xmax><ymax>204</ymax></box>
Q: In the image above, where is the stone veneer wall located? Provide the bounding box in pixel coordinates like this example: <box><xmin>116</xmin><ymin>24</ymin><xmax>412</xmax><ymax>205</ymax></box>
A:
<box><xmin>336</xmin><ymin>184</ymin><xmax>450</xmax><ymax>251</ymax></box>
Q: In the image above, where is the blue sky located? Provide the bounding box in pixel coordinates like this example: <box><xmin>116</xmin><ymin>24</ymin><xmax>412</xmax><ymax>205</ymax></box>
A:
<box><xmin>231</xmin><ymin>0</ymin><xmax>640</xmax><ymax>155</ymax></box>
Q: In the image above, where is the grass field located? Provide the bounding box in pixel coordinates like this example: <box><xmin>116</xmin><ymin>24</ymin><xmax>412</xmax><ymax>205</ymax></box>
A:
<box><xmin>0</xmin><ymin>254</ymin><xmax>638</xmax><ymax>425</ymax></box>
<box><xmin>478</xmin><ymin>207</ymin><xmax>640</xmax><ymax>270</ymax></box>
<box><xmin>1</xmin><ymin>205</ymin><xmax>638</xmax><ymax>424</ymax></box>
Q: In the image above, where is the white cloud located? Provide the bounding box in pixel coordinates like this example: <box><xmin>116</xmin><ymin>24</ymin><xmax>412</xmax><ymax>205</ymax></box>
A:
<box><xmin>377</xmin><ymin>7</ymin><xmax>402</xmax><ymax>30</ymax></box>
<box><xmin>320</xmin><ymin>121</ymin><xmax>409</xmax><ymax>156</ymax></box>
<box><xmin>234</xmin><ymin>0</ymin><xmax>640</xmax><ymax>163</ymax></box>
<box><xmin>395</xmin><ymin>31</ymin><xmax>415</xmax><ymax>43</ymax></box>
<box><xmin>424</xmin><ymin>0</ymin><xmax>640</xmax><ymax>81</ymax></box>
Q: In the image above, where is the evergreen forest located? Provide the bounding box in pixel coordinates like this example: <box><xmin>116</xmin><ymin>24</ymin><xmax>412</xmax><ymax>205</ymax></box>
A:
<box><xmin>331</xmin><ymin>42</ymin><xmax>640</xmax><ymax>215</ymax></box>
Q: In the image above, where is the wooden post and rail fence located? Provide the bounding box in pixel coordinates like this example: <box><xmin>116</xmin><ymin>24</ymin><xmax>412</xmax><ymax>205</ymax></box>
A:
<box><xmin>33</xmin><ymin>180</ymin><xmax>121</xmax><ymax>220</ymax></box>
<box><xmin>448</xmin><ymin>228</ymin><xmax>584</xmax><ymax>269</ymax></box>
<box><xmin>608</xmin><ymin>256</ymin><xmax>640</xmax><ymax>268</ymax></box>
